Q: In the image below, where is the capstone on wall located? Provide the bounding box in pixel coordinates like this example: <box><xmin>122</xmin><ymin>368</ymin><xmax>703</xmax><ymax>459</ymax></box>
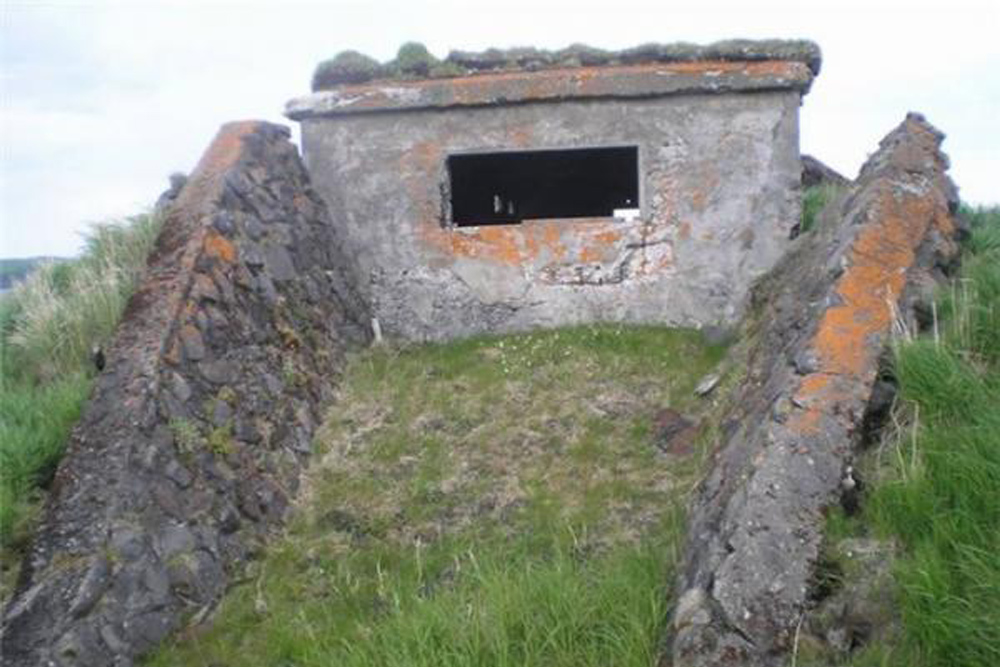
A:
<box><xmin>288</xmin><ymin>60</ymin><xmax>811</xmax><ymax>340</ymax></box>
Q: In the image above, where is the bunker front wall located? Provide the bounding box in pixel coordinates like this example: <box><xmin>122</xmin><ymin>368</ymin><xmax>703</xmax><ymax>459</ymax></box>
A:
<box><xmin>299</xmin><ymin>88</ymin><xmax>802</xmax><ymax>340</ymax></box>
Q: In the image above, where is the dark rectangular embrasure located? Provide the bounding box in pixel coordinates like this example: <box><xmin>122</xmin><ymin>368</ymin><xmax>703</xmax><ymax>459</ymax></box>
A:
<box><xmin>448</xmin><ymin>146</ymin><xmax>639</xmax><ymax>227</ymax></box>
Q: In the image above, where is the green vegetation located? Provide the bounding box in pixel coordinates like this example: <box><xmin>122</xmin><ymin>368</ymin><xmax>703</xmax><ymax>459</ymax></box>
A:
<box><xmin>0</xmin><ymin>256</ymin><xmax>66</xmax><ymax>291</ymax></box>
<box><xmin>822</xmin><ymin>204</ymin><xmax>1000</xmax><ymax>667</ymax></box>
<box><xmin>148</xmin><ymin>325</ymin><xmax>729</xmax><ymax>666</ymax></box>
<box><xmin>392</xmin><ymin>42</ymin><xmax>438</xmax><ymax>77</ymax></box>
<box><xmin>311</xmin><ymin>50</ymin><xmax>384</xmax><ymax>91</ymax></box>
<box><xmin>800</xmin><ymin>184</ymin><xmax>845</xmax><ymax>234</ymax></box>
<box><xmin>2</xmin><ymin>214</ymin><xmax>162</xmax><ymax>383</ymax></box>
<box><xmin>1</xmin><ymin>213</ymin><xmax>161</xmax><ymax>596</ymax></box>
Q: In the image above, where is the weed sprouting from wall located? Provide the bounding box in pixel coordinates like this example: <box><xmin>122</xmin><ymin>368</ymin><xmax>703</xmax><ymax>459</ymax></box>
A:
<box><xmin>800</xmin><ymin>184</ymin><xmax>845</xmax><ymax>234</ymax></box>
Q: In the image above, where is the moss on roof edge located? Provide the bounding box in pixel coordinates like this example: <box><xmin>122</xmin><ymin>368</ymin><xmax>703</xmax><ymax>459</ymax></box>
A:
<box><xmin>311</xmin><ymin>39</ymin><xmax>821</xmax><ymax>92</ymax></box>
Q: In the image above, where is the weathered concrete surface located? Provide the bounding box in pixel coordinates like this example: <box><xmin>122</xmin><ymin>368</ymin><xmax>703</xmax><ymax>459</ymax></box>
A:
<box><xmin>289</xmin><ymin>61</ymin><xmax>814</xmax><ymax>118</ymax></box>
<box><xmin>295</xmin><ymin>89</ymin><xmax>803</xmax><ymax>341</ymax></box>
<box><xmin>669</xmin><ymin>113</ymin><xmax>960</xmax><ymax>666</ymax></box>
<box><xmin>1</xmin><ymin>122</ymin><xmax>366</xmax><ymax>666</ymax></box>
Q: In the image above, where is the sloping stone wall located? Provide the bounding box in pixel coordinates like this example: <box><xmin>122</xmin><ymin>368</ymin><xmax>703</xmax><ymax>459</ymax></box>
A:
<box><xmin>669</xmin><ymin>113</ymin><xmax>960</xmax><ymax>666</ymax></box>
<box><xmin>1</xmin><ymin>121</ymin><xmax>367</xmax><ymax>666</ymax></box>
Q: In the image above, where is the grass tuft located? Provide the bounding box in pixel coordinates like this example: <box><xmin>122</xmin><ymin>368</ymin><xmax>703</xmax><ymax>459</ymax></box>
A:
<box><xmin>800</xmin><ymin>184</ymin><xmax>845</xmax><ymax>234</ymax></box>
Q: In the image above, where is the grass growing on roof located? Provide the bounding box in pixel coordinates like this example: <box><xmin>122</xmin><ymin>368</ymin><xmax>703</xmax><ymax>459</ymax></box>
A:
<box><xmin>147</xmin><ymin>325</ymin><xmax>729</xmax><ymax>666</ymax></box>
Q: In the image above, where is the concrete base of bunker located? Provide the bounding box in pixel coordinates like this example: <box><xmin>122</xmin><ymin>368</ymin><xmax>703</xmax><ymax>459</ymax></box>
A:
<box><xmin>667</xmin><ymin>113</ymin><xmax>961</xmax><ymax>667</ymax></box>
<box><xmin>0</xmin><ymin>122</ymin><xmax>368</xmax><ymax>666</ymax></box>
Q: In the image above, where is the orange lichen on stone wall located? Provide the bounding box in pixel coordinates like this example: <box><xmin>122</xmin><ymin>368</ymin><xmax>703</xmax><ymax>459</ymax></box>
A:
<box><xmin>173</xmin><ymin>121</ymin><xmax>259</xmax><ymax>217</ymax></box>
<box><xmin>203</xmin><ymin>231</ymin><xmax>237</xmax><ymax>264</ymax></box>
<box><xmin>790</xmin><ymin>181</ymin><xmax>954</xmax><ymax>434</ymax></box>
<box><xmin>670</xmin><ymin>114</ymin><xmax>961</xmax><ymax>667</ymax></box>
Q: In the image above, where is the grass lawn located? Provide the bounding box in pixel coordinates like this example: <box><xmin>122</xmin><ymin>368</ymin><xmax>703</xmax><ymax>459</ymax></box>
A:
<box><xmin>147</xmin><ymin>325</ymin><xmax>730</xmax><ymax>667</ymax></box>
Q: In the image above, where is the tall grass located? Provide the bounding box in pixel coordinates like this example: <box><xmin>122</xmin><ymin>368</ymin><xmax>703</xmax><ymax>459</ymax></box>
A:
<box><xmin>0</xmin><ymin>213</ymin><xmax>162</xmax><ymax>558</ymax></box>
<box><xmin>864</xmin><ymin>204</ymin><xmax>1000</xmax><ymax>667</ymax></box>
<box><xmin>153</xmin><ymin>525</ymin><xmax>680</xmax><ymax>667</ymax></box>
<box><xmin>2</xmin><ymin>214</ymin><xmax>162</xmax><ymax>383</ymax></box>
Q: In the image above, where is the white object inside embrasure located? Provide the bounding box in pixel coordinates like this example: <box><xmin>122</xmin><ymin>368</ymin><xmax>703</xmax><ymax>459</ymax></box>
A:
<box><xmin>613</xmin><ymin>208</ymin><xmax>641</xmax><ymax>221</ymax></box>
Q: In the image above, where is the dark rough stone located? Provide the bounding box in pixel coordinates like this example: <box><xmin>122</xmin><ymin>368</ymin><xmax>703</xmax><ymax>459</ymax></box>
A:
<box><xmin>263</xmin><ymin>243</ymin><xmax>296</xmax><ymax>281</ymax></box>
<box><xmin>211</xmin><ymin>400</ymin><xmax>233</xmax><ymax>427</ymax></box>
<box><xmin>198</xmin><ymin>359</ymin><xmax>237</xmax><ymax>385</ymax></box>
<box><xmin>68</xmin><ymin>556</ymin><xmax>112</xmax><ymax>619</ymax></box>
<box><xmin>860</xmin><ymin>380</ymin><xmax>897</xmax><ymax>445</ymax></box>
<box><xmin>154</xmin><ymin>172</ymin><xmax>188</xmax><ymax>214</ymax></box>
<box><xmin>802</xmin><ymin>154</ymin><xmax>850</xmax><ymax>187</ymax></box>
<box><xmin>167</xmin><ymin>372</ymin><xmax>191</xmax><ymax>403</ymax></box>
<box><xmin>1</xmin><ymin>121</ymin><xmax>369</xmax><ymax>666</ymax></box>
<box><xmin>163</xmin><ymin>460</ymin><xmax>193</xmax><ymax>489</ymax></box>
<box><xmin>179</xmin><ymin>325</ymin><xmax>205</xmax><ymax>361</ymax></box>
<box><xmin>670</xmin><ymin>114</ymin><xmax>960</xmax><ymax>667</ymax></box>
<box><xmin>154</xmin><ymin>524</ymin><xmax>195</xmax><ymax>561</ymax></box>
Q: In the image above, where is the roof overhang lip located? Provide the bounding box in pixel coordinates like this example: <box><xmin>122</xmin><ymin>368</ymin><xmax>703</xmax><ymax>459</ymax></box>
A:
<box><xmin>285</xmin><ymin>60</ymin><xmax>815</xmax><ymax>121</ymax></box>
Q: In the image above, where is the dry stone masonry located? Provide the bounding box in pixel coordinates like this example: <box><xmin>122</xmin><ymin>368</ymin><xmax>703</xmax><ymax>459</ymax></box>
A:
<box><xmin>1</xmin><ymin>121</ymin><xmax>367</xmax><ymax>666</ymax></box>
<box><xmin>670</xmin><ymin>113</ymin><xmax>961</xmax><ymax>666</ymax></box>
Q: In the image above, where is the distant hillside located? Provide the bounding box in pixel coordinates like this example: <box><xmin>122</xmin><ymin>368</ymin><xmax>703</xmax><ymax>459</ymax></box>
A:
<box><xmin>0</xmin><ymin>257</ymin><xmax>67</xmax><ymax>291</ymax></box>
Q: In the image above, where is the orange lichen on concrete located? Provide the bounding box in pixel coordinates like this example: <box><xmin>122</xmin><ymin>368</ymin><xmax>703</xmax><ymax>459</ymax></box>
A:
<box><xmin>789</xmin><ymin>183</ymin><xmax>948</xmax><ymax>433</ymax></box>
<box><xmin>444</xmin><ymin>221</ymin><xmax>579</xmax><ymax>266</ymax></box>
<box><xmin>300</xmin><ymin>60</ymin><xmax>813</xmax><ymax>116</ymax></box>
<box><xmin>448</xmin><ymin>226</ymin><xmax>525</xmax><ymax>265</ymax></box>
<box><xmin>338</xmin><ymin>60</ymin><xmax>806</xmax><ymax>99</ymax></box>
<box><xmin>418</xmin><ymin>215</ymin><xmax>637</xmax><ymax>271</ymax></box>
<box><xmin>578</xmin><ymin>229</ymin><xmax>623</xmax><ymax>263</ymax></box>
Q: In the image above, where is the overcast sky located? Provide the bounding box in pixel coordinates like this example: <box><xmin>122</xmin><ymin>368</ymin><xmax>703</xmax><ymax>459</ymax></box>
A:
<box><xmin>1</xmin><ymin>0</ymin><xmax>998</xmax><ymax>258</ymax></box>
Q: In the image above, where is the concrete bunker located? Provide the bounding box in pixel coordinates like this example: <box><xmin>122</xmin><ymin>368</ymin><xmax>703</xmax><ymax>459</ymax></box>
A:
<box><xmin>286</xmin><ymin>40</ymin><xmax>822</xmax><ymax>341</ymax></box>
